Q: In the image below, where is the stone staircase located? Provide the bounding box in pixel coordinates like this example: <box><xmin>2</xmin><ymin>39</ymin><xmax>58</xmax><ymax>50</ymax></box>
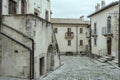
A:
<box><xmin>0</xmin><ymin>23</ymin><xmax>33</xmax><ymax>78</ymax></box>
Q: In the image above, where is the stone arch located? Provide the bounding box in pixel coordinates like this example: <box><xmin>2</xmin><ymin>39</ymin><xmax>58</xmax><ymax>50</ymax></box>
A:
<box><xmin>47</xmin><ymin>44</ymin><xmax>56</xmax><ymax>72</ymax></box>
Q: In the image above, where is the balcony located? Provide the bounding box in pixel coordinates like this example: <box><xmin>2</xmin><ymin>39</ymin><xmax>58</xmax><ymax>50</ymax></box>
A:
<box><xmin>91</xmin><ymin>29</ymin><xmax>97</xmax><ymax>37</ymax></box>
<box><xmin>102</xmin><ymin>27</ymin><xmax>113</xmax><ymax>37</ymax></box>
<box><xmin>65</xmin><ymin>32</ymin><xmax>74</xmax><ymax>40</ymax></box>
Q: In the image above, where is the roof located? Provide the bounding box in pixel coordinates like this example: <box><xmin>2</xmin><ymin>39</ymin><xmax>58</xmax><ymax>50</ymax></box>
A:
<box><xmin>88</xmin><ymin>1</ymin><xmax>119</xmax><ymax>17</ymax></box>
<box><xmin>51</xmin><ymin>18</ymin><xmax>90</xmax><ymax>25</ymax></box>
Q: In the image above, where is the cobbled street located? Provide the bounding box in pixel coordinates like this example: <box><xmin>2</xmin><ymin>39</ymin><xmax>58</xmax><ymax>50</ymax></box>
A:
<box><xmin>43</xmin><ymin>56</ymin><xmax>120</xmax><ymax>80</ymax></box>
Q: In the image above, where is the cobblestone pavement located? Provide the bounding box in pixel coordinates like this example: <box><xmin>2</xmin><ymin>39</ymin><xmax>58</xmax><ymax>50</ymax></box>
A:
<box><xmin>43</xmin><ymin>56</ymin><xmax>120</xmax><ymax>80</ymax></box>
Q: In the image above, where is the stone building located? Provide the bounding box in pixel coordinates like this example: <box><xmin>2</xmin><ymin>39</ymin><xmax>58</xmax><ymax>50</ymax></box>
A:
<box><xmin>88</xmin><ymin>1</ymin><xmax>119</xmax><ymax>58</ymax></box>
<box><xmin>0</xmin><ymin>0</ymin><xmax>60</xmax><ymax>80</ymax></box>
<box><xmin>51</xmin><ymin>18</ymin><xmax>90</xmax><ymax>55</ymax></box>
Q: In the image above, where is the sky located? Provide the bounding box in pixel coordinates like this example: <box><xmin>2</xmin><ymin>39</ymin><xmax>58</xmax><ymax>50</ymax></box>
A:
<box><xmin>51</xmin><ymin>0</ymin><xmax>119</xmax><ymax>19</ymax></box>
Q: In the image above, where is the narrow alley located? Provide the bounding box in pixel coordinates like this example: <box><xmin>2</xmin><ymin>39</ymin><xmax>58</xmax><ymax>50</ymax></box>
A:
<box><xmin>43</xmin><ymin>56</ymin><xmax>120</xmax><ymax>80</ymax></box>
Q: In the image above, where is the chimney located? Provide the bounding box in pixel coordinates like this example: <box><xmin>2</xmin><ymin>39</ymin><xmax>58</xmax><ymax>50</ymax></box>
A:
<box><xmin>101</xmin><ymin>0</ymin><xmax>105</xmax><ymax>8</ymax></box>
<box><xmin>95</xmin><ymin>3</ymin><xmax>100</xmax><ymax>11</ymax></box>
<box><xmin>80</xmin><ymin>16</ymin><xmax>84</xmax><ymax>21</ymax></box>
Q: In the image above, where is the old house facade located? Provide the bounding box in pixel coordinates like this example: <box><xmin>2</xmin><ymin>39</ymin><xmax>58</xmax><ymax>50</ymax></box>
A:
<box><xmin>88</xmin><ymin>1</ymin><xmax>119</xmax><ymax>58</ymax></box>
<box><xmin>52</xmin><ymin>18</ymin><xmax>90</xmax><ymax>55</ymax></box>
<box><xmin>0</xmin><ymin>0</ymin><xmax>60</xmax><ymax>80</ymax></box>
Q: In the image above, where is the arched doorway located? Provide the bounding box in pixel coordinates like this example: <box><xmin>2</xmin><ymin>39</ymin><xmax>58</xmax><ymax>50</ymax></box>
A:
<box><xmin>107</xmin><ymin>37</ymin><xmax>112</xmax><ymax>55</ymax></box>
<box><xmin>21</xmin><ymin>0</ymin><xmax>27</xmax><ymax>14</ymax></box>
<box><xmin>47</xmin><ymin>44</ymin><xmax>55</xmax><ymax>72</ymax></box>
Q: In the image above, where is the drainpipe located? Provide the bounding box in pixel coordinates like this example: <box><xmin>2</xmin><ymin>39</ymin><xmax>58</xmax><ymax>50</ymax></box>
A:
<box><xmin>90</xmin><ymin>19</ymin><xmax>92</xmax><ymax>58</ymax></box>
<box><xmin>118</xmin><ymin>0</ymin><xmax>120</xmax><ymax>67</ymax></box>
<box><xmin>76</xmin><ymin>26</ymin><xmax>78</xmax><ymax>55</ymax></box>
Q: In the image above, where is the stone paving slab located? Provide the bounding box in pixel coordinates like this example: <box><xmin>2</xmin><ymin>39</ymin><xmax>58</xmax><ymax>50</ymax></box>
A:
<box><xmin>43</xmin><ymin>56</ymin><xmax>120</xmax><ymax>80</ymax></box>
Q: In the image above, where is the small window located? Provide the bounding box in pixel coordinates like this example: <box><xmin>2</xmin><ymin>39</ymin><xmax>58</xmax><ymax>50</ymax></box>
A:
<box><xmin>54</xmin><ymin>28</ymin><xmax>57</xmax><ymax>33</ymax></box>
<box><xmin>68</xmin><ymin>40</ymin><xmax>71</xmax><ymax>46</ymax></box>
<box><xmin>67</xmin><ymin>28</ymin><xmax>71</xmax><ymax>32</ymax></box>
<box><xmin>80</xmin><ymin>28</ymin><xmax>83</xmax><ymax>33</ymax></box>
<box><xmin>80</xmin><ymin>40</ymin><xmax>83</xmax><ymax>46</ymax></box>
<box><xmin>45</xmin><ymin>10</ymin><xmax>49</xmax><ymax>21</ymax></box>
<box><xmin>9</xmin><ymin>0</ymin><xmax>17</xmax><ymax>14</ymax></box>
<box><xmin>14</xmin><ymin>50</ymin><xmax>18</xmax><ymax>53</ymax></box>
<box><xmin>94</xmin><ymin>38</ymin><xmax>97</xmax><ymax>45</ymax></box>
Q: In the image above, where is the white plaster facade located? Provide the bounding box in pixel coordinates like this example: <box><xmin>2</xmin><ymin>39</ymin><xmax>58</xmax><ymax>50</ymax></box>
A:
<box><xmin>52</xmin><ymin>18</ymin><xmax>90</xmax><ymax>55</ymax></box>
<box><xmin>0</xmin><ymin>0</ymin><xmax>60</xmax><ymax>80</ymax></box>
<box><xmin>88</xmin><ymin>1</ymin><xmax>119</xmax><ymax>58</ymax></box>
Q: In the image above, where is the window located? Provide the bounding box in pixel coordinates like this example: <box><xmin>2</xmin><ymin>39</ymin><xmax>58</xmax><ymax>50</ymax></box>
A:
<box><xmin>94</xmin><ymin>23</ymin><xmax>97</xmax><ymax>34</ymax></box>
<box><xmin>67</xmin><ymin>28</ymin><xmax>71</xmax><ymax>36</ymax></box>
<box><xmin>94</xmin><ymin>38</ymin><xmax>97</xmax><ymax>45</ymax></box>
<box><xmin>9</xmin><ymin>0</ymin><xmax>17</xmax><ymax>14</ymax></box>
<box><xmin>45</xmin><ymin>10</ymin><xmax>49</xmax><ymax>21</ymax></box>
<box><xmin>80</xmin><ymin>40</ymin><xmax>83</xmax><ymax>46</ymax></box>
<box><xmin>68</xmin><ymin>40</ymin><xmax>71</xmax><ymax>46</ymax></box>
<box><xmin>67</xmin><ymin>28</ymin><xmax>71</xmax><ymax>32</ymax></box>
<box><xmin>21</xmin><ymin>0</ymin><xmax>26</xmax><ymax>14</ymax></box>
<box><xmin>107</xmin><ymin>16</ymin><xmax>111</xmax><ymax>33</ymax></box>
<box><xmin>79</xmin><ymin>28</ymin><xmax>83</xmax><ymax>33</ymax></box>
<box><xmin>54</xmin><ymin>28</ymin><xmax>57</xmax><ymax>33</ymax></box>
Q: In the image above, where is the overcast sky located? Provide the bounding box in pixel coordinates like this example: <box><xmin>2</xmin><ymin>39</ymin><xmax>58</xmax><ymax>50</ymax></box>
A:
<box><xmin>51</xmin><ymin>0</ymin><xmax>118</xmax><ymax>19</ymax></box>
